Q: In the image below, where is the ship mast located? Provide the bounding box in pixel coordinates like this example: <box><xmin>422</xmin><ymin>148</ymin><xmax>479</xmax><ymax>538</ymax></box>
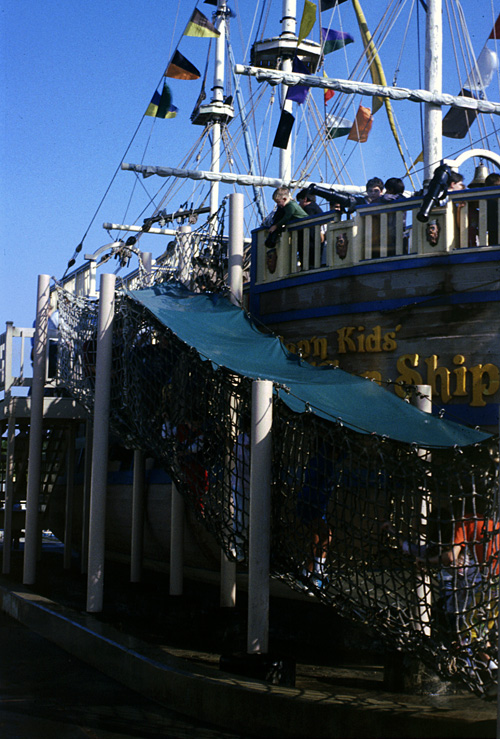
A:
<box><xmin>423</xmin><ymin>0</ymin><xmax>442</xmax><ymax>180</ymax></box>
<box><xmin>209</xmin><ymin>0</ymin><xmax>228</xmax><ymax>222</ymax></box>
<box><xmin>279</xmin><ymin>0</ymin><xmax>297</xmax><ymax>182</ymax></box>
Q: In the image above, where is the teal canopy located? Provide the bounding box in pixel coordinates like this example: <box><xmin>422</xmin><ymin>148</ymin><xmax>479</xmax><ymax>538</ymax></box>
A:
<box><xmin>127</xmin><ymin>284</ymin><xmax>490</xmax><ymax>449</ymax></box>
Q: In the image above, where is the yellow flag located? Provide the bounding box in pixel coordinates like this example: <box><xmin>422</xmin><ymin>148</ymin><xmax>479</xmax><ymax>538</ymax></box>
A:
<box><xmin>298</xmin><ymin>0</ymin><xmax>317</xmax><ymax>44</ymax></box>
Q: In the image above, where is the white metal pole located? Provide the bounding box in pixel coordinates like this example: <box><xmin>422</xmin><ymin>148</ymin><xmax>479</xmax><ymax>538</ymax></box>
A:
<box><xmin>86</xmin><ymin>273</ymin><xmax>115</xmax><ymax>612</ymax></box>
<box><xmin>23</xmin><ymin>274</ymin><xmax>50</xmax><ymax>585</ymax></box>
<box><xmin>80</xmin><ymin>419</ymin><xmax>93</xmax><ymax>574</ymax></box>
<box><xmin>178</xmin><ymin>225</ymin><xmax>192</xmax><ymax>286</ymax></box>
<box><xmin>424</xmin><ymin>0</ymin><xmax>442</xmax><ymax>180</ymax></box>
<box><xmin>63</xmin><ymin>424</ymin><xmax>76</xmax><ymax>570</ymax></box>
<box><xmin>220</xmin><ymin>391</ymin><xmax>238</xmax><ymax>608</ymax></box>
<box><xmin>130</xmin><ymin>449</ymin><xmax>145</xmax><ymax>582</ymax></box>
<box><xmin>497</xmin><ymin>410</ymin><xmax>500</xmax><ymax>734</ymax></box>
<box><xmin>220</xmin><ymin>551</ymin><xmax>237</xmax><ymax>607</ymax></box>
<box><xmin>413</xmin><ymin>384</ymin><xmax>432</xmax><ymax>637</ymax></box>
<box><xmin>2</xmin><ymin>415</ymin><xmax>16</xmax><ymax>574</ymax></box>
<box><xmin>247</xmin><ymin>379</ymin><xmax>273</xmax><ymax>654</ymax></box>
<box><xmin>169</xmin><ymin>481</ymin><xmax>184</xmax><ymax>596</ymax></box>
<box><xmin>229</xmin><ymin>193</ymin><xmax>244</xmax><ymax>306</ymax></box>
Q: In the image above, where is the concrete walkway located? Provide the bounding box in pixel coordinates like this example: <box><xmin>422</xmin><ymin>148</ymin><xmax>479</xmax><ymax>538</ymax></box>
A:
<box><xmin>0</xmin><ymin>552</ymin><xmax>496</xmax><ymax>739</ymax></box>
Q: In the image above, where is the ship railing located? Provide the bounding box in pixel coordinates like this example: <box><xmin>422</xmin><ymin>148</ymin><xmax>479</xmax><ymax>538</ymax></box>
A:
<box><xmin>0</xmin><ymin>323</ymin><xmax>60</xmax><ymax>404</ymax></box>
<box><xmin>253</xmin><ymin>187</ymin><xmax>500</xmax><ymax>283</ymax></box>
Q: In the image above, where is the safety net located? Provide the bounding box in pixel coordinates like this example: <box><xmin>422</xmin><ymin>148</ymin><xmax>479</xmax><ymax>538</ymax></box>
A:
<box><xmin>56</xmin><ymin>279</ymin><xmax>499</xmax><ymax>699</ymax></box>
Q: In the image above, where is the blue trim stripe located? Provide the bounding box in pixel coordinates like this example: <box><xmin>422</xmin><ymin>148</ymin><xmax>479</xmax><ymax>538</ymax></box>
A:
<box><xmin>259</xmin><ymin>290</ymin><xmax>500</xmax><ymax>324</ymax></box>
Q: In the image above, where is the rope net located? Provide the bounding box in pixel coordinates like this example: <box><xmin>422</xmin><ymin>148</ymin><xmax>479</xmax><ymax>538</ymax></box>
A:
<box><xmin>56</xmin><ymin>283</ymin><xmax>499</xmax><ymax>699</ymax></box>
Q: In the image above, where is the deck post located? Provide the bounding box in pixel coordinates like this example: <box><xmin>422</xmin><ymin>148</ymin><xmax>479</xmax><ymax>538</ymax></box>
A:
<box><xmin>23</xmin><ymin>274</ymin><xmax>50</xmax><ymax>585</ymax></box>
<box><xmin>63</xmin><ymin>423</ymin><xmax>76</xmax><ymax>569</ymax></box>
<box><xmin>80</xmin><ymin>419</ymin><xmax>93</xmax><ymax>574</ymax></box>
<box><xmin>86</xmin><ymin>273</ymin><xmax>115</xmax><ymax>612</ymax></box>
<box><xmin>169</xmin><ymin>482</ymin><xmax>184</xmax><ymax>595</ymax></box>
<box><xmin>2</xmin><ymin>415</ymin><xmax>16</xmax><ymax>574</ymax></box>
<box><xmin>130</xmin><ymin>450</ymin><xmax>146</xmax><ymax>583</ymax></box>
<box><xmin>247</xmin><ymin>379</ymin><xmax>273</xmax><ymax>654</ymax></box>
<box><xmin>220</xmin><ymin>193</ymin><xmax>245</xmax><ymax>607</ymax></box>
<box><xmin>229</xmin><ymin>193</ymin><xmax>244</xmax><ymax>306</ymax></box>
<box><xmin>413</xmin><ymin>384</ymin><xmax>432</xmax><ymax>637</ymax></box>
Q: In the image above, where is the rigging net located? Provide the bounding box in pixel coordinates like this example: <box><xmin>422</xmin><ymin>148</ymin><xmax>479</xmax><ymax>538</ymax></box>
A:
<box><xmin>55</xmin><ymin>276</ymin><xmax>498</xmax><ymax>701</ymax></box>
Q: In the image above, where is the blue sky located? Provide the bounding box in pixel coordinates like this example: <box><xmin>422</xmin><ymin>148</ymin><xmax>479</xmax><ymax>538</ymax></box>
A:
<box><xmin>1</xmin><ymin>0</ymin><xmax>498</xmax><ymax>328</ymax></box>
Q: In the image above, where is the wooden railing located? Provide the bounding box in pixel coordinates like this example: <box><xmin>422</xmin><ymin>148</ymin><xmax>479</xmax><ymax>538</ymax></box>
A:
<box><xmin>253</xmin><ymin>187</ymin><xmax>500</xmax><ymax>283</ymax></box>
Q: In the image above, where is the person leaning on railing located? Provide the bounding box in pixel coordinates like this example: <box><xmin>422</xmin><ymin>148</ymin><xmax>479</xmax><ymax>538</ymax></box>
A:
<box><xmin>264</xmin><ymin>187</ymin><xmax>308</xmax><ymax>273</ymax></box>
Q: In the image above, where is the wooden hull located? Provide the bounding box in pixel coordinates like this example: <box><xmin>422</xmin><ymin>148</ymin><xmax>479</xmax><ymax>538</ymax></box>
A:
<box><xmin>249</xmin><ymin>246</ymin><xmax>500</xmax><ymax>431</ymax></box>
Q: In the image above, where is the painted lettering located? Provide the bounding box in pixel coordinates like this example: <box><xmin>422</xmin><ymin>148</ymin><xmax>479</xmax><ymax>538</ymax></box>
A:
<box><xmin>337</xmin><ymin>326</ymin><xmax>357</xmax><ymax>353</ymax></box>
<box><xmin>425</xmin><ymin>355</ymin><xmax>452</xmax><ymax>403</ymax></box>
<box><xmin>395</xmin><ymin>354</ymin><xmax>422</xmax><ymax>397</ymax></box>
<box><xmin>469</xmin><ymin>363</ymin><xmax>500</xmax><ymax>407</ymax></box>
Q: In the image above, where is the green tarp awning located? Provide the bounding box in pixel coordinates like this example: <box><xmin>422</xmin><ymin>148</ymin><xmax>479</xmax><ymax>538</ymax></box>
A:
<box><xmin>128</xmin><ymin>284</ymin><xmax>490</xmax><ymax>448</ymax></box>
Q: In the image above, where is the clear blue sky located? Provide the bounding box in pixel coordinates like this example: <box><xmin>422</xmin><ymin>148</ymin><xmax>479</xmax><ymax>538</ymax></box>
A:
<box><xmin>1</xmin><ymin>0</ymin><xmax>498</xmax><ymax>328</ymax></box>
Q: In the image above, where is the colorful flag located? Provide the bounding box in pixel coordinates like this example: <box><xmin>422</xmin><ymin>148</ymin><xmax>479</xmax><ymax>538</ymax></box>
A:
<box><xmin>184</xmin><ymin>8</ymin><xmax>220</xmax><ymax>37</ymax></box>
<box><xmin>323</xmin><ymin>69</ymin><xmax>335</xmax><ymax>103</ymax></box>
<box><xmin>347</xmin><ymin>104</ymin><xmax>372</xmax><ymax>142</ymax></box>
<box><xmin>442</xmin><ymin>90</ymin><xmax>478</xmax><ymax>139</ymax></box>
<box><xmin>165</xmin><ymin>50</ymin><xmax>201</xmax><ymax>80</ymax></box>
<box><xmin>286</xmin><ymin>56</ymin><xmax>311</xmax><ymax>104</ymax></box>
<box><xmin>489</xmin><ymin>14</ymin><xmax>500</xmax><ymax>39</ymax></box>
<box><xmin>321</xmin><ymin>27</ymin><xmax>354</xmax><ymax>55</ymax></box>
<box><xmin>320</xmin><ymin>0</ymin><xmax>349</xmax><ymax>10</ymax></box>
<box><xmin>325</xmin><ymin>114</ymin><xmax>351</xmax><ymax>138</ymax></box>
<box><xmin>298</xmin><ymin>0</ymin><xmax>316</xmax><ymax>44</ymax></box>
<box><xmin>145</xmin><ymin>84</ymin><xmax>178</xmax><ymax>119</ymax></box>
<box><xmin>273</xmin><ymin>110</ymin><xmax>295</xmax><ymax>149</ymax></box>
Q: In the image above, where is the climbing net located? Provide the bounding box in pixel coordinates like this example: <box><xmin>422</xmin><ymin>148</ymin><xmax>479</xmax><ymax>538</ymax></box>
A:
<box><xmin>112</xmin><ymin>197</ymin><xmax>249</xmax><ymax>296</ymax></box>
<box><xmin>56</xmin><ymin>285</ymin><xmax>499</xmax><ymax>699</ymax></box>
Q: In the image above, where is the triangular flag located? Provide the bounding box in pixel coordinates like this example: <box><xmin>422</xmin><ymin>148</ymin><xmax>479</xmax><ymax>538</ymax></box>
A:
<box><xmin>325</xmin><ymin>114</ymin><xmax>351</xmax><ymax>138</ymax></box>
<box><xmin>323</xmin><ymin>69</ymin><xmax>335</xmax><ymax>103</ymax></box>
<box><xmin>273</xmin><ymin>110</ymin><xmax>295</xmax><ymax>149</ymax></box>
<box><xmin>321</xmin><ymin>27</ymin><xmax>354</xmax><ymax>55</ymax></box>
<box><xmin>184</xmin><ymin>8</ymin><xmax>220</xmax><ymax>37</ymax></box>
<box><xmin>442</xmin><ymin>89</ymin><xmax>478</xmax><ymax>139</ymax></box>
<box><xmin>298</xmin><ymin>0</ymin><xmax>316</xmax><ymax>45</ymax></box>
<box><xmin>320</xmin><ymin>0</ymin><xmax>349</xmax><ymax>10</ymax></box>
<box><xmin>286</xmin><ymin>56</ymin><xmax>311</xmax><ymax>104</ymax></box>
<box><xmin>347</xmin><ymin>104</ymin><xmax>372</xmax><ymax>142</ymax></box>
<box><xmin>489</xmin><ymin>14</ymin><xmax>500</xmax><ymax>39</ymax></box>
<box><xmin>145</xmin><ymin>84</ymin><xmax>178</xmax><ymax>119</ymax></box>
<box><xmin>165</xmin><ymin>50</ymin><xmax>201</xmax><ymax>80</ymax></box>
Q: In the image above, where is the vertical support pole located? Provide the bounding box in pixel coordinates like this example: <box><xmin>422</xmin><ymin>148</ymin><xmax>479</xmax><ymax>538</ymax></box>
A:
<box><xmin>80</xmin><ymin>419</ymin><xmax>93</xmax><ymax>574</ymax></box>
<box><xmin>130</xmin><ymin>450</ymin><xmax>146</xmax><ymax>583</ymax></box>
<box><xmin>178</xmin><ymin>226</ymin><xmax>192</xmax><ymax>286</ymax></box>
<box><xmin>413</xmin><ymin>385</ymin><xmax>432</xmax><ymax>637</ymax></box>
<box><xmin>229</xmin><ymin>193</ymin><xmax>244</xmax><ymax>307</ymax></box>
<box><xmin>169</xmin><ymin>482</ymin><xmax>184</xmax><ymax>596</ymax></box>
<box><xmin>220</xmin><ymin>550</ymin><xmax>237</xmax><ymax>607</ymax></box>
<box><xmin>2</xmin><ymin>415</ymin><xmax>16</xmax><ymax>574</ymax></box>
<box><xmin>23</xmin><ymin>274</ymin><xmax>50</xmax><ymax>585</ymax></box>
<box><xmin>86</xmin><ymin>273</ymin><xmax>115</xmax><ymax>613</ymax></box>
<box><xmin>4</xmin><ymin>322</ymin><xmax>14</xmax><ymax>400</ymax></box>
<box><xmin>497</xmin><ymin>410</ymin><xmax>500</xmax><ymax>732</ymax></box>
<box><xmin>220</xmin><ymin>193</ymin><xmax>245</xmax><ymax>607</ymax></box>
<box><xmin>142</xmin><ymin>252</ymin><xmax>153</xmax><ymax>288</ymax></box>
<box><xmin>220</xmin><ymin>386</ymin><xmax>237</xmax><ymax>608</ymax></box>
<box><xmin>247</xmin><ymin>379</ymin><xmax>273</xmax><ymax>654</ymax></box>
<box><xmin>63</xmin><ymin>424</ymin><xmax>76</xmax><ymax>570</ymax></box>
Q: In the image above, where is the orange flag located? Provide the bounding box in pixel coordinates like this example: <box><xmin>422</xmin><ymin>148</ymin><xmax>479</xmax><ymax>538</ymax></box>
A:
<box><xmin>347</xmin><ymin>104</ymin><xmax>373</xmax><ymax>142</ymax></box>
